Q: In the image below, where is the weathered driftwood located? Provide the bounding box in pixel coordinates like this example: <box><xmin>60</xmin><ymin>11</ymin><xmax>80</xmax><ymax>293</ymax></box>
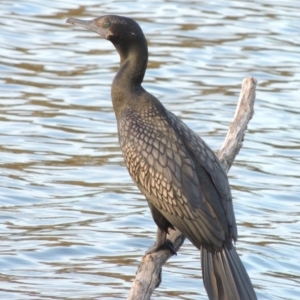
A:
<box><xmin>127</xmin><ymin>77</ymin><xmax>257</xmax><ymax>300</ymax></box>
<box><xmin>218</xmin><ymin>77</ymin><xmax>257</xmax><ymax>173</ymax></box>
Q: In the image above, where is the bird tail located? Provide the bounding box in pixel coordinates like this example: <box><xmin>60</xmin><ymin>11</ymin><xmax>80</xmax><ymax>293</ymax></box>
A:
<box><xmin>201</xmin><ymin>242</ymin><xmax>257</xmax><ymax>300</ymax></box>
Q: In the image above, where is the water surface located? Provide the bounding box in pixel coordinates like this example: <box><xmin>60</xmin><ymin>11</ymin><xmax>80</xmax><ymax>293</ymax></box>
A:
<box><xmin>0</xmin><ymin>1</ymin><xmax>299</xmax><ymax>299</ymax></box>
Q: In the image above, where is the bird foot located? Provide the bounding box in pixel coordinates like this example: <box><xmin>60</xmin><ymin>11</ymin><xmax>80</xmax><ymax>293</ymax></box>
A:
<box><xmin>146</xmin><ymin>239</ymin><xmax>177</xmax><ymax>256</ymax></box>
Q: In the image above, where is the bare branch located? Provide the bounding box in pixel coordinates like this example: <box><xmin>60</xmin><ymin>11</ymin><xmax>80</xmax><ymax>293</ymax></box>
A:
<box><xmin>127</xmin><ymin>77</ymin><xmax>257</xmax><ymax>300</ymax></box>
<box><xmin>127</xmin><ymin>229</ymin><xmax>185</xmax><ymax>300</ymax></box>
<box><xmin>218</xmin><ymin>77</ymin><xmax>257</xmax><ymax>172</ymax></box>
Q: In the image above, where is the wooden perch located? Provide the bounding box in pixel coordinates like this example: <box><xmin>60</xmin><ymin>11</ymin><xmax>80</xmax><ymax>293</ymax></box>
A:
<box><xmin>127</xmin><ymin>77</ymin><xmax>257</xmax><ymax>300</ymax></box>
<box><xmin>219</xmin><ymin>77</ymin><xmax>257</xmax><ymax>173</ymax></box>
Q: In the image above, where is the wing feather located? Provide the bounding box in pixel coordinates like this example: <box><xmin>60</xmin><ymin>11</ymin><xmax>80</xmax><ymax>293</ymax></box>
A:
<box><xmin>119</xmin><ymin>107</ymin><xmax>233</xmax><ymax>249</ymax></box>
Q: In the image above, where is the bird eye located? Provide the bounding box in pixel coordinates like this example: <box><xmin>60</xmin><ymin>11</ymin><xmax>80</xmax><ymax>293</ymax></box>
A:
<box><xmin>104</xmin><ymin>21</ymin><xmax>111</xmax><ymax>28</ymax></box>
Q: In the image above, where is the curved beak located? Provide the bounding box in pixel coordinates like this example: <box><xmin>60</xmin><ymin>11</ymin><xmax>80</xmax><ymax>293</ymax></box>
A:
<box><xmin>66</xmin><ymin>17</ymin><xmax>110</xmax><ymax>39</ymax></box>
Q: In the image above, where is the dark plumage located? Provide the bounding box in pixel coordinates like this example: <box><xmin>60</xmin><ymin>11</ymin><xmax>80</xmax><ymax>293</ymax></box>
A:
<box><xmin>67</xmin><ymin>15</ymin><xmax>257</xmax><ymax>300</ymax></box>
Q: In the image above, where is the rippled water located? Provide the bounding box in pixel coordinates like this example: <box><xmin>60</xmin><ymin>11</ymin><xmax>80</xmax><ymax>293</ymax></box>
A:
<box><xmin>1</xmin><ymin>1</ymin><xmax>299</xmax><ymax>299</ymax></box>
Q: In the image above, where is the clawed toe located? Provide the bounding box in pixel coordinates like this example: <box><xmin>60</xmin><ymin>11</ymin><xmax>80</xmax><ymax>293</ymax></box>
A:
<box><xmin>146</xmin><ymin>239</ymin><xmax>177</xmax><ymax>255</ymax></box>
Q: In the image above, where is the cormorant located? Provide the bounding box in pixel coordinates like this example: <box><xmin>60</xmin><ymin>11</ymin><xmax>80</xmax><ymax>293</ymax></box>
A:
<box><xmin>66</xmin><ymin>15</ymin><xmax>257</xmax><ymax>300</ymax></box>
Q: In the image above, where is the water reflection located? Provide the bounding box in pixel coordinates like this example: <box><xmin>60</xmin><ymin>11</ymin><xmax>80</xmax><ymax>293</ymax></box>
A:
<box><xmin>0</xmin><ymin>0</ymin><xmax>299</xmax><ymax>299</ymax></box>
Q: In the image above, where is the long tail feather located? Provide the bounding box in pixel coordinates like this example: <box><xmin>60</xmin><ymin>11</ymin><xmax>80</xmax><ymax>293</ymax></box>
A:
<box><xmin>201</xmin><ymin>243</ymin><xmax>257</xmax><ymax>300</ymax></box>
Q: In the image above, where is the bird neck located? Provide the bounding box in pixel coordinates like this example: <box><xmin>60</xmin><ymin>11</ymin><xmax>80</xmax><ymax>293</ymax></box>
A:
<box><xmin>114</xmin><ymin>40</ymin><xmax>148</xmax><ymax>86</ymax></box>
<box><xmin>111</xmin><ymin>41</ymin><xmax>148</xmax><ymax>117</ymax></box>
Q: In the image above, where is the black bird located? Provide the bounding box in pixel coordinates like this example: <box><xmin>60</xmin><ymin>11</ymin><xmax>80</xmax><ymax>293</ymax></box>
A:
<box><xmin>66</xmin><ymin>15</ymin><xmax>257</xmax><ymax>300</ymax></box>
